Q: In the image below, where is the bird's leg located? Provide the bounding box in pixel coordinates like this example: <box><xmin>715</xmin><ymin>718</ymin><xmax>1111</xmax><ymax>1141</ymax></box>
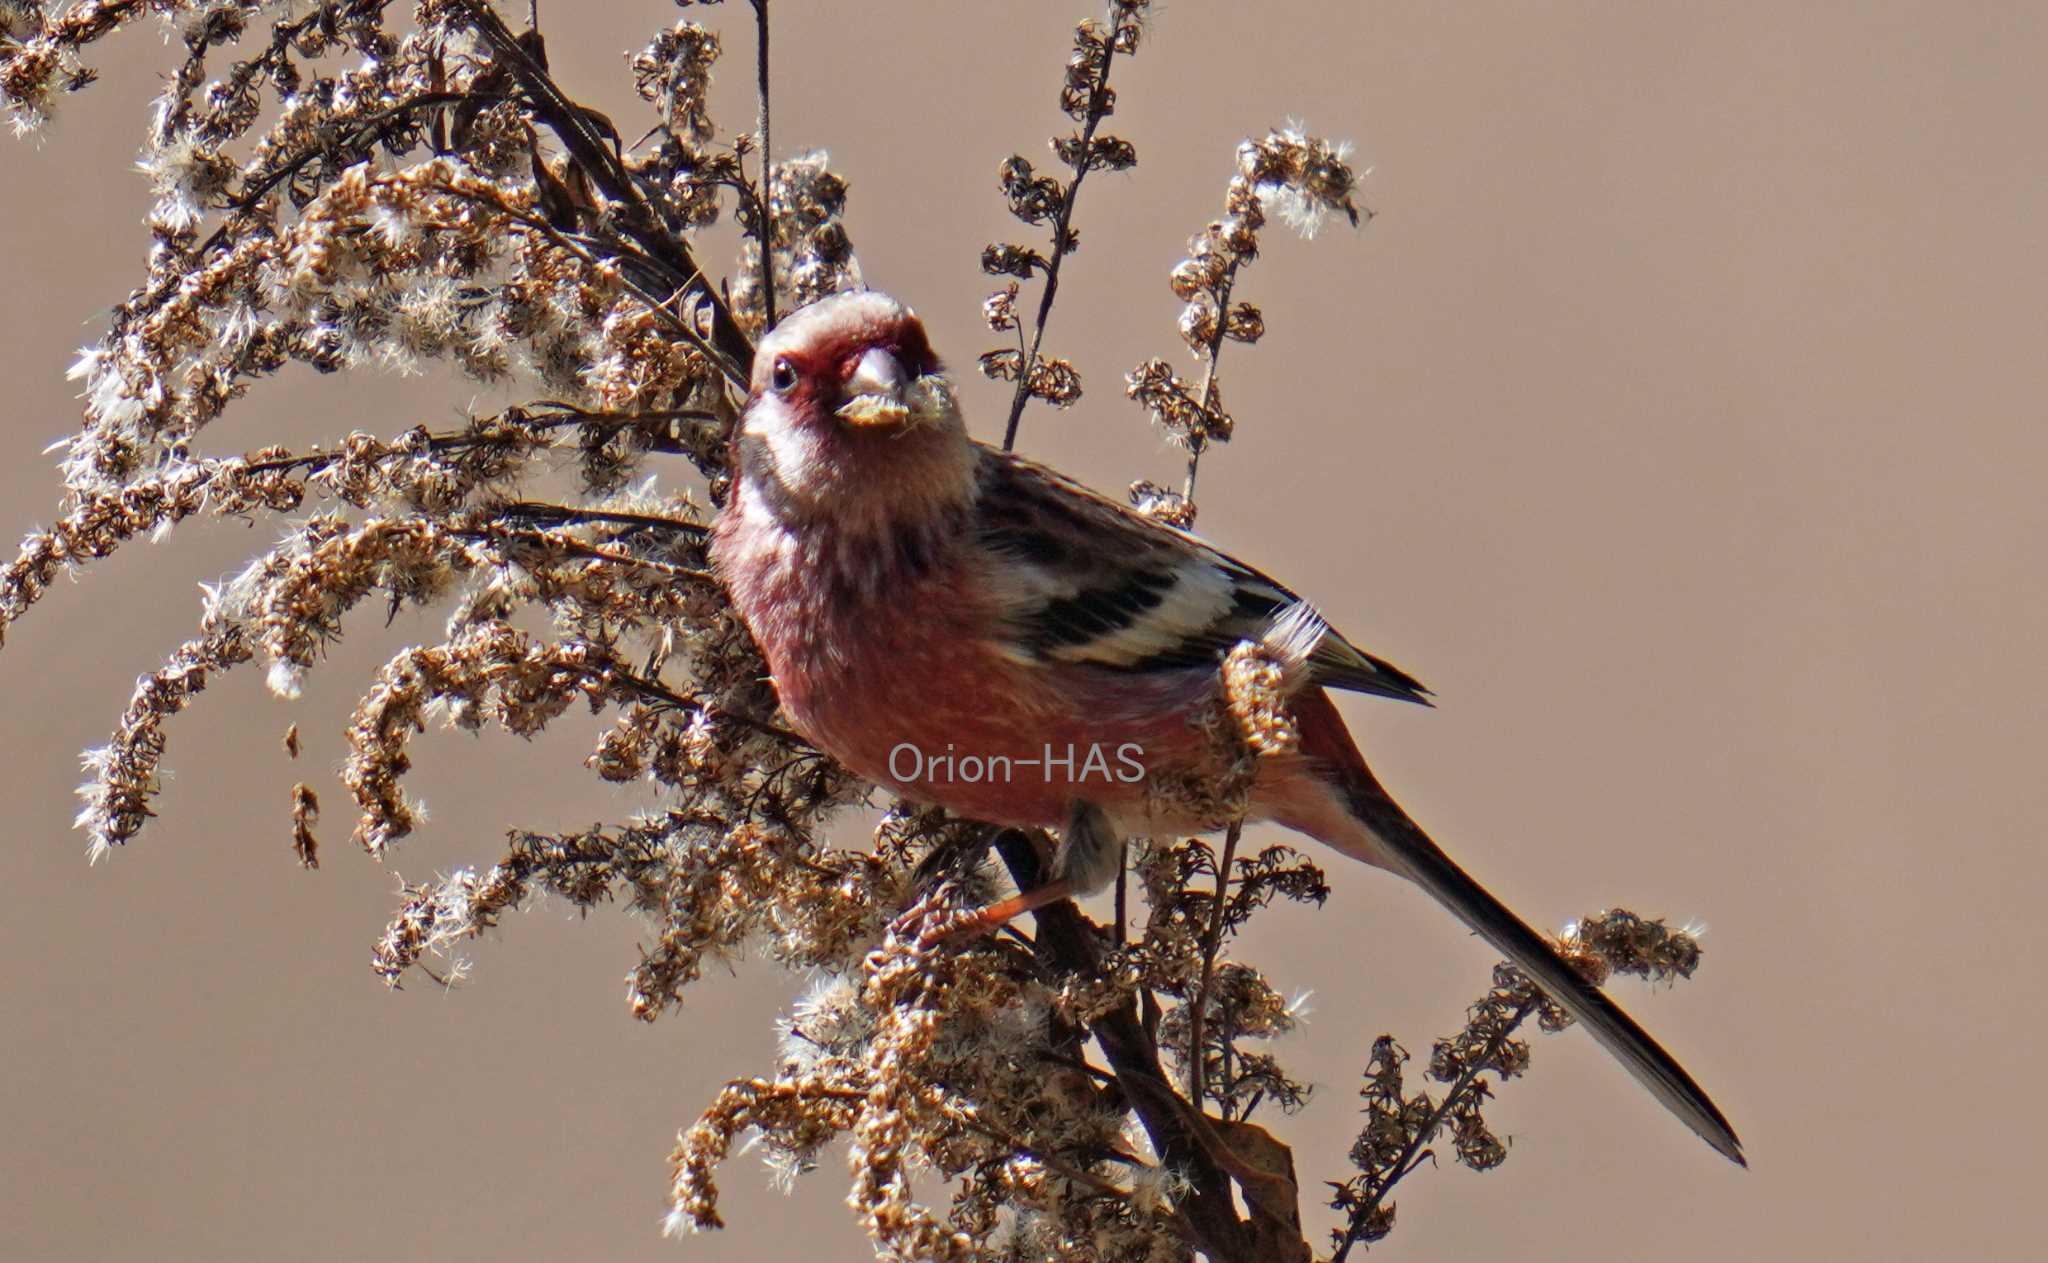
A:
<box><xmin>919</xmin><ymin>875</ymin><xmax>1082</xmax><ymax>946</ymax></box>
<box><xmin>915</xmin><ymin>803</ymin><xmax>1124</xmax><ymax>948</ymax></box>
<box><xmin>1052</xmin><ymin>799</ymin><xmax>1126</xmax><ymax>896</ymax></box>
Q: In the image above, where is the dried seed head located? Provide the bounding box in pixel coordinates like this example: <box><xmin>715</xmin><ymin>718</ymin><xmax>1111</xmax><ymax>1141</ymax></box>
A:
<box><xmin>1237</xmin><ymin>123</ymin><xmax>1365</xmax><ymax>240</ymax></box>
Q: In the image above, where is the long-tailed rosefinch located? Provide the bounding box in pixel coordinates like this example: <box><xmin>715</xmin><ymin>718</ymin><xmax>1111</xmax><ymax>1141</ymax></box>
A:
<box><xmin>710</xmin><ymin>290</ymin><xmax>1743</xmax><ymax>1165</ymax></box>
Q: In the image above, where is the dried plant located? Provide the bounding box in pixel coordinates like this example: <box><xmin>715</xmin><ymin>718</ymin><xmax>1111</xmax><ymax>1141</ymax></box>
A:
<box><xmin>979</xmin><ymin>2</ymin><xmax>1144</xmax><ymax>449</ymax></box>
<box><xmin>1</xmin><ymin>4</ymin><xmax>1721</xmax><ymax>1260</ymax></box>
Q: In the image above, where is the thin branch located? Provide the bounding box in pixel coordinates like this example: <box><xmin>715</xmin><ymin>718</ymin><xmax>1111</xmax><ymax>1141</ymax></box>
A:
<box><xmin>456</xmin><ymin>523</ymin><xmax>714</xmax><ymax>583</ymax></box>
<box><xmin>595</xmin><ymin>669</ymin><xmax>811</xmax><ymax>750</ymax></box>
<box><xmin>1001</xmin><ymin>16</ymin><xmax>1128</xmax><ymax>452</ymax></box>
<box><xmin>1185</xmin><ymin>818</ymin><xmax>1243</xmax><ymax>1109</ymax></box>
<box><xmin>952</xmin><ymin>1110</ymin><xmax>1156</xmax><ymax>1211</ymax></box>
<box><xmin>1328</xmin><ymin>998</ymin><xmax>1540</xmax><ymax>1263</ymax></box>
<box><xmin>455</xmin><ymin>0</ymin><xmax>755</xmax><ymax>378</ymax></box>
<box><xmin>988</xmin><ymin>829</ymin><xmax>1260</xmax><ymax>1263</ymax></box>
<box><xmin>227</xmin><ymin>407</ymin><xmax>718</xmax><ymax>490</ymax></box>
<box><xmin>438</xmin><ymin>181</ymin><xmax>746</xmax><ymax>388</ymax></box>
<box><xmin>1182</xmin><ymin>259</ymin><xmax>1241</xmax><ymax>502</ymax></box>
<box><xmin>151</xmin><ymin>89</ymin><xmax>469</xmax><ymax>299</ymax></box>
<box><xmin>749</xmin><ymin>0</ymin><xmax>776</xmax><ymax>330</ymax></box>
<box><xmin>491</xmin><ymin>502</ymin><xmax>711</xmax><ymax>537</ymax></box>
<box><xmin>1113</xmin><ymin>858</ymin><xmax>1129</xmax><ymax>945</ymax></box>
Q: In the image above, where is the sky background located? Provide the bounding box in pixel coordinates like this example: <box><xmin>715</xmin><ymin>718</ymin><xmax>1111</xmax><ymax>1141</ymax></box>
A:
<box><xmin>4</xmin><ymin>2</ymin><xmax>2045</xmax><ymax>1259</ymax></box>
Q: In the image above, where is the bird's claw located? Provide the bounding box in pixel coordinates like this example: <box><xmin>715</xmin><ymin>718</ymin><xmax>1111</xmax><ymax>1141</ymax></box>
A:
<box><xmin>889</xmin><ymin>896</ymin><xmax>997</xmax><ymax>951</ymax></box>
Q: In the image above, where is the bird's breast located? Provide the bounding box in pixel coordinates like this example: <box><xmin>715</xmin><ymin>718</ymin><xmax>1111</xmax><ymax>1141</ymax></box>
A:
<box><xmin>712</xmin><ymin>495</ymin><xmax>1237</xmax><ymax>831</ymax></box>
<box><xmin>713</xmin><ymin>495</ymin><xmax>986</xmax><ymax>717</ymax></box>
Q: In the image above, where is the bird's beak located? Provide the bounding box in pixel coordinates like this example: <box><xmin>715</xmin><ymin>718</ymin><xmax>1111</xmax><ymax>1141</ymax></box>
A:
<box><xmin>847</xmin><ymin>346</ymin><xmax>906</xmax><ymax>399</ymax></box>
<box><xmin>837</xmin><ymin>346</ymin><xmax>913</xmax><ymax>429</ymax></box>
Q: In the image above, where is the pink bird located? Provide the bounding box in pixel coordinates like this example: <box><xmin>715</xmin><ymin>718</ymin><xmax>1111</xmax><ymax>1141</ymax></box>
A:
<box><xmin>710</xmin><ymin>290</ymin><xmax>1743</xmax><ymax>1165</ymax></box>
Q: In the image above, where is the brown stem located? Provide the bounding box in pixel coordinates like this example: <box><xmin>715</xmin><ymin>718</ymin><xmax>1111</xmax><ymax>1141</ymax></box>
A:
<box><xmin>1182</xmin><ymin>259</ymin><xmax>1242</xmax><ymax>503</ymax></box>
<box><xmin>1113</xmin><ymin>858</ymin><xmax>1129</xmax><ymax>945</ymax></box>
<box><xmin>1000</xmin><ymin>11</ymin><xmax>1127</xmax><ymax>452</ymax></box>
<box><xmin>234</xmin><ymin>407</ymin><xmax>718</xmax><ymax>481</ymax></box>
<box><xmin>223</xmin><ymin>91</ymin><xmax>476</xmax><ymax>213</ymax></box>
<box><xmin>1185</xmin><ymin>818</ymin><xmax>1243</xmax><ymax>1110</ymax></box>
<box><xmin>749</xmin><ymin>0</ymin><xmax>776</xmax><ymax>330</ymax></box>
<box><xmin>599</xmin><ymin>671</ymin><xmax>810</xmax><ymax>750</ymax></box>
<box><xmin>988</xmin><ymin>829</ymin><xmax>1262</xmax><ymax>1262</ymax></box>
<box><xmin>1328</xmin><ymin>998</ymin><xmax>1540</xmax><ymax>1263</ymax></box>
<box><xmin>952</xmin><ymin>1111</ymin><xmax>1157</xmax><ymax>1211</ymax></box>
<box><xmin>456</xmin><ymin>0</ymin><xmax>755</xmax><ymax>378</ymax></box>
<box><xmin>491</xmin><ymin>502</ymin><xmax>710</xmax><ymax>537</ymax></box>
<box><xmin>456</xmin><ymin>524</ymin><xmax>713</xmax><ymax>582</ymax></box>
<box><xmin>439</xmin><ymin>182</ymin><xmax>743</xmax><ymax>386</ymax></box>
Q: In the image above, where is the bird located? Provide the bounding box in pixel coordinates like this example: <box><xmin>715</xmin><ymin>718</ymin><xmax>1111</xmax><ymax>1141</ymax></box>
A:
<box><xmin>709</xmin><ymin>289</ymin><xmax>1744</xmax><ymax>1166</ymax></box>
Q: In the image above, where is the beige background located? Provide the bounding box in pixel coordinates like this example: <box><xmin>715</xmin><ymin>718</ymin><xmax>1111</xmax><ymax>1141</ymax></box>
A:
<box><xmin>5</xmin><ymin>2</ymin><xmax>2044</xmax><ymax>1259</ymax></box>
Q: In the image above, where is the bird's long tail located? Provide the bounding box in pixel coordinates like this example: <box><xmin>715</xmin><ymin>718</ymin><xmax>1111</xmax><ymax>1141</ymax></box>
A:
<box><xmin>1286</xmin><ymin>690</ymin><xmax>1746</xmax><ymax>1166</ymax></box>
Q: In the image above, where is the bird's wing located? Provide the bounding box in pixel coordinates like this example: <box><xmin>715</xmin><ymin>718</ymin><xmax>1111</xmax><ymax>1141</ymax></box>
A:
<box><xmin>971</xmin><ymin>446</ymin><xmax>1430</xmax><ymax>704</ymax></box>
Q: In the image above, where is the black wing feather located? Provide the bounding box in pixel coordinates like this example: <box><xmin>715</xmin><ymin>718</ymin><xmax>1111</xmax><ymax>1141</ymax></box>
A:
<box><xmin>974</xmin><ymin>446</ymin><xmax>1431</xmax><ymax>705</ymax></box>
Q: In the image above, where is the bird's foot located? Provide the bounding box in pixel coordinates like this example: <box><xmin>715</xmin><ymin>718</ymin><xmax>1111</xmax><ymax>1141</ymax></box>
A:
<box><xmin>906</xmin><ymin>880</ymin><xmax>1078</xmax><ymax>951</ymax></box>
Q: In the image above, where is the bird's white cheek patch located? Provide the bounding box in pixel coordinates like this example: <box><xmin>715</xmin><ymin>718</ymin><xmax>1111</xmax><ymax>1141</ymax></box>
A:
<box><xmin>751</xmin><ymin>412</ymin><xmax>830</xmax><ymax>495</ymax></box>
<box><xmin>741</xmin><ymin>407</ymin><xmax>843</xmax><ymax>509</ymax></box>
<box><xmin>737</xmin><ymin>478</ymin><xmax>793</xmax><ymax>540</ymax></box>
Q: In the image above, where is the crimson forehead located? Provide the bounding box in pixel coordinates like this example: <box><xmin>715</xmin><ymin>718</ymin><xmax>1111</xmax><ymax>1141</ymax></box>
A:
<box><xmin>780</xmin><ymin>315</ymin><xmax>939</xmax><ymax>379</ymax></box>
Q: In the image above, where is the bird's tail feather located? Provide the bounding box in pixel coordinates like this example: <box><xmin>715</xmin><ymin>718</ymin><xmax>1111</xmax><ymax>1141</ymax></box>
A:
<box><xmin>1289</xmin><ymin>692</ymin><xmax>1746</xmax><ymax>1165</ymax></box>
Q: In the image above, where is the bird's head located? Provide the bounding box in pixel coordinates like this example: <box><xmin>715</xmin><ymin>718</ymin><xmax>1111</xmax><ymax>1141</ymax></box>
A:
<box><xmin>735</xmin><ymin>290</ymin><xmax>973</xmax><ymax>519</ymax></box>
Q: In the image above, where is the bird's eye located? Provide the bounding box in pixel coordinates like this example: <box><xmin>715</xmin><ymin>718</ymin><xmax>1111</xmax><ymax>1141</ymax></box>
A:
<box><xmin>770</xmin><ymin>356</ymin><xmax>799</xmax><ymax>395</ymax></box>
